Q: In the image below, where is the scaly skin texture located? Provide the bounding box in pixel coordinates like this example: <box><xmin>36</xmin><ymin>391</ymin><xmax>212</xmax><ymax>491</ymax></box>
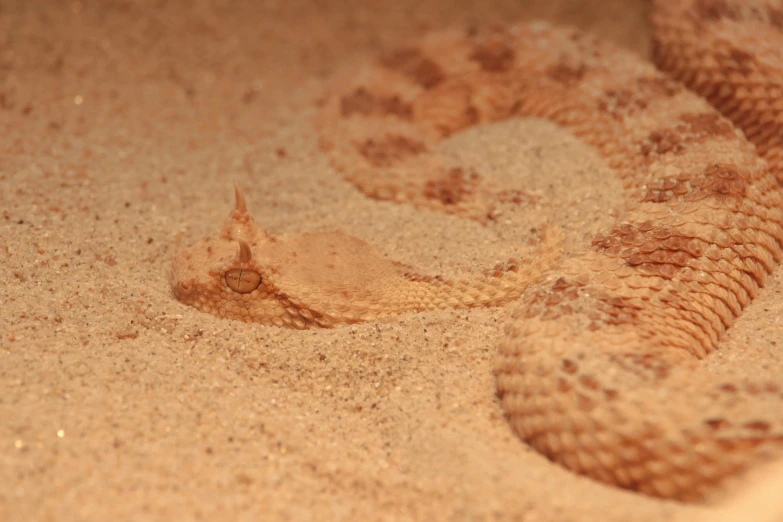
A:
<box><xmin>171</xmin><ymin>0</ymin><xmax>783</xmax><ymax>505</ymax></box>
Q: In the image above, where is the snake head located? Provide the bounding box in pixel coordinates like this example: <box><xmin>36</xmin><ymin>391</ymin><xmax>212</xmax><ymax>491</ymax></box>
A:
<box><xmin>170</xmin><ymin>186</ymin><xmax>415</xmax><ymax>328</ymax></box>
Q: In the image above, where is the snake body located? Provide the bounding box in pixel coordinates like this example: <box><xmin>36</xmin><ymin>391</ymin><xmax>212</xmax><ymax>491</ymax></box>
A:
<box><xmin>171</xmin><ymin>0</ymin><xmax>783</xmax><ymax>502</ymax></box>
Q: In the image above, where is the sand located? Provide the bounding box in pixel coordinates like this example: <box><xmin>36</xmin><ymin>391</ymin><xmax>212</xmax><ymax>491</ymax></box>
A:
<box><xmin>2</xmin><ymin>0</ymin><xmax>782</xmax><ymax>520</ymax></box>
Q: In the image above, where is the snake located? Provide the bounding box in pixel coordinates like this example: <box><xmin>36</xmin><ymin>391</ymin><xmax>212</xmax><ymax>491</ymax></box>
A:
<box><xmin>170</xmin><ymin>0</ymin><xmax>783</xmax><ymax>503</ymax></box>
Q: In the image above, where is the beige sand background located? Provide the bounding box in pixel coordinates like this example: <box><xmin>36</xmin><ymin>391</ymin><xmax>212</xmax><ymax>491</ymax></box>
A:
<box><xmin>3</xmin><ymin>0</ymin><xmax>782</xmax><ymax>520</ymax></box>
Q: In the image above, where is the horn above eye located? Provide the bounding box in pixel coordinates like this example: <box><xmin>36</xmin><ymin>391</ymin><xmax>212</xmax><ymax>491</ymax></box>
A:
<box><xmin>238</xmin><ymin>240</ymin><xmax>252</xmax><ymax>262</ymax></box>
<box><xmin>225</xmin><ymin>268</ymin><xmax>262</xmax><ymax>293</ymax></box>
<box><xmin>234</xmin><ymin>184</ymin><xmax>248</xmax><ymax>213</ymax></box>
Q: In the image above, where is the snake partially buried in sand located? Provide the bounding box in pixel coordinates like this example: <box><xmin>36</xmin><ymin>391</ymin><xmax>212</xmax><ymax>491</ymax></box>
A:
<box><xmin>170</xmin><ymin>0</ymin><xmax>783</xmax><ymax>504</ymax></box>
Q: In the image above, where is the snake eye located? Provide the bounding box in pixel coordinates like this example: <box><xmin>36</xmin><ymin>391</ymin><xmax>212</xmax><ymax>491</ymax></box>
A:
<box><xmin>225</xmin><ymin>240</ymin><xmax>261</xmax><ymax>293</ymax></box>
<box><xmin>225</xmin><ymin>268</ymin><xmax>262</xmax><ymax>293</ymax></box>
